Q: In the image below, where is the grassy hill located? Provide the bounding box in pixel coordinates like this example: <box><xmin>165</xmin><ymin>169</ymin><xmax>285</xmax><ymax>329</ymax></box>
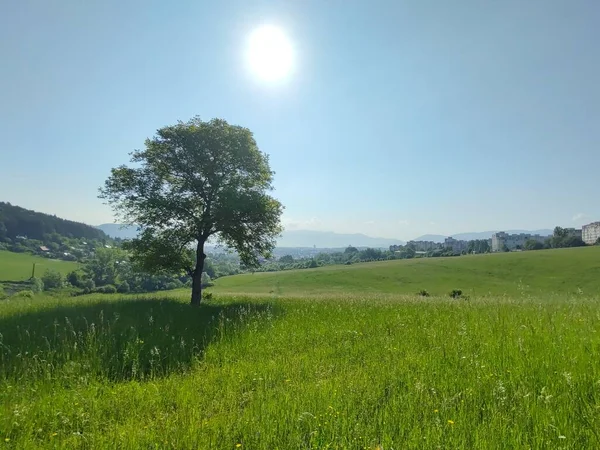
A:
<box><xmin>212</xmin><ymin>246</ymin><xmax>600</xmax><ymax>297</ymax></box>
<box><xmin>0</xmin><ymin>250</ymin><xmax>79</xmax><ymax>282</ymax></box>
<box><xmin>2</xmin><ymin>248</ymin><xmax>600</xmax><ymax>447</ymax></box>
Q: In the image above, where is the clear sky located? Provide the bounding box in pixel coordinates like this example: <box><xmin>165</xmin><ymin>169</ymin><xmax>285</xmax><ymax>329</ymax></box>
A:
<box><xmin>1</xmin><ymin>0</ymin><xmax>599</xmax><ymax>241</ymax></box>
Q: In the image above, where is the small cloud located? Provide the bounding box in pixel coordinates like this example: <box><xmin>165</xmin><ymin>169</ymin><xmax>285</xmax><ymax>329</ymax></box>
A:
<box><xmin>572</xmin><ymin>213</ymin><xmax>588</xmax><ymax>222</ymax></box>
<box><xmin>398</xmin><ymin>220</ymin><xmax>409</xmax><ymax>226</ymax></box>
<box><xmin>365</xmin><ymin>220</ymin><xmax>375</xmax><ymax>225</ymax></box>
<box><xmin>429</xmin><ymin>221</ymin><xmax>436</xmax><ymax>225</ymax></box>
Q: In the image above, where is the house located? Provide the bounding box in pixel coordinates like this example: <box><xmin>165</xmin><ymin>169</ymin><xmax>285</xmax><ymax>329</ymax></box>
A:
<box><xmin>39</xmin><ymin>246</ymin><xmax>50</xmax><ymax>252</ymax></box>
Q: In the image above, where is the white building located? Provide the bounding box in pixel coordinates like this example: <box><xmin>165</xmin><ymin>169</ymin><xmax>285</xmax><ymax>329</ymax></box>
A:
<box><xmin>407</xmin><ymin>240</ymin><xmax>441</xmax><ymax>252</ymax></box>
<box><xmin>491</xmin><ymin>232</ymin><xmax>547</xmax><ymax>252</ymax></box>
<box><xmin>582</xmin><ymin>222</ymin><xmax>600</xmax><ymax>245</ymax></box>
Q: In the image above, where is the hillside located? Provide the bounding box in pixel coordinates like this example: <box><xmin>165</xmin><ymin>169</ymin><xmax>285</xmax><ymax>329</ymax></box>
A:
<box><xmin>211</xmin><ymin>246</ymin><xmax>600</xmax><ymax>297</ymax></box>
<box><xmin>0</xmin><ymin>250</ymin><xmax>79</xmax><ymax>282</ymax></box>
<box><xmin>0</xmin><ymin>202</ymin><xmax>107</xmax><ymax>241</ymax></box>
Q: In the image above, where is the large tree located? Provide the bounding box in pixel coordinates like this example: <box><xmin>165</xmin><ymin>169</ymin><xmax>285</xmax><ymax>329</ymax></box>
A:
<box><xmin>100</xmin><ymin>117</ymin><xmax>283</xmax><ymax>305</ymax></box>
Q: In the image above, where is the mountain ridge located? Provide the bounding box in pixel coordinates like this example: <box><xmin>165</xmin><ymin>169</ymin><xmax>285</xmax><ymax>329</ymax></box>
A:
<box><xmin>97</xmin><ymin>224</ymin><xmax>556</xmax><ymax>248</ymax></box>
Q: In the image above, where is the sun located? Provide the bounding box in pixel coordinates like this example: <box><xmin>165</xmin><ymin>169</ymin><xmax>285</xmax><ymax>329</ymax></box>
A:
<box><xmin>246</xmin><ymin>25</ymin><xmax>294</xmax><ymax>82</ymax></box>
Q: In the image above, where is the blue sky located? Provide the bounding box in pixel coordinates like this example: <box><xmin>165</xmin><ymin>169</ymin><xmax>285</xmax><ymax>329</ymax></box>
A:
<box><xmin>1</xmin><ymin>0</ymin><xmax>598</xmax><ymax>241</ymax></box>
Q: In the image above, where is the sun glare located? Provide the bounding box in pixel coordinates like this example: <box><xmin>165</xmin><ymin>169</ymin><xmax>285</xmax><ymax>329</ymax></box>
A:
<box><xmin>246</xmin><ymin>25</ymin><xmax>294</xmax><ymax>82</ymax></box>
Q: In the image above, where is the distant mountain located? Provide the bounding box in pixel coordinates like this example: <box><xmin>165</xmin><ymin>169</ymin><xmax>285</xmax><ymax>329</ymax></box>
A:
<box><xmin>413</xmin><ymin>229</ymin><xmax>554</xmax><ymax>243</ymax></box>
<box><xmin>96</xmin><ymin>225</ymin><xmax>405</xmax><ymax>249</ymax></box>
<box><xmin>96</xmin><ymin>223</ymin><xmax>139</xmax><ymax>240</ymax></box>
<box><xmin>277</xmin><ymin>230</ymin><xmax>404</xmax><ymax>248</ymax></box>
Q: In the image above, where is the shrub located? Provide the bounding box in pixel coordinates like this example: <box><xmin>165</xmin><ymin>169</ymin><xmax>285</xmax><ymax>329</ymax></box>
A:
<box><xmin>41</xmin><ymin>270</ymin><xmax>64</xmax><ymax>290</ymax></box>
<box><xmin>82</xmin><ymin>279</ymin><xmax>95</xmax><ymax>294</ymax></box>
<box><xmin>0</xmin><ymin>285</ymin><xmax>6</xmax><ymax>299</ymax></box>
<box><xmin>418</xmin><ymin>289</ymin><xmax>430</xmax><ymax>297</ymax></box>
<box><xmin>117</xmin><ymin>281</ymin><xmax>130</xmax><ymax>293</ymax></box>
<box><xmin>30</xmin><ymin>277</ymin><xmax>44</xmax><ymax>293</ymax></box>
<box><xmin>202</xmin><ymin>291</ymin><xmax>213</xmax><ymax>301</ymax></box>
<box><xmin>165</xmin><ymin>280</ymin><xmax>184</xmax><ymax>291</ymax></box>
<box><xmin>66</xmin><ymin>271</ymin><xmax>82</xmax><ymax>287</ymax></box>
<box><xmin>201</xmin><ymin>272</ymin><xmax>211</xmax><ymax>286</ymax></box>
<box><xmin>12</xmin><ymin>290</ymin><xmax>35</xmax><ymax>299</ymax></box>
<box><xmin>99</xmin><ymin>285</ymin><xmax>117</xmax><ymax>294</ymax></box>
<box><xmin>449</xmin><ymin>289</ymin><xmax>463</xmax><ymax>299</ymax></box>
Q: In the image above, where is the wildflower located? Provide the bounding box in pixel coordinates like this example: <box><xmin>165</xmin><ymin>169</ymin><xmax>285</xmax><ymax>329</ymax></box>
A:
<box><xmin>285</xmin><ymin>379</ymin><xmax>291</xmax><ymax>382</ymax></box>
<box><xmin>434</xmin><ymin>409</ymin><xmax>439</xmax><ymax>413</ymax></box>
<box><xmin>236</xmin><ymin>444</ymin><xmax>242</xmax><ymax>448</ymax></box>
<box><xmin>51</xmin><ymin>433</ymin><xmax>58</xmax><ymax>437</ymax></box>
<box><xmin>559</xmin><ymin>435</ymin><xmax>566</xmax><ymax>439</ymax></box>
<box><xmin>4</xmin><ymin>438</ymin><xmax>10</xmax><ymax>442</ymax></box>
<box><xmin>447</xmin><ymin>420</ymin><xmax>455</xmax><ymax>425</ymax></box>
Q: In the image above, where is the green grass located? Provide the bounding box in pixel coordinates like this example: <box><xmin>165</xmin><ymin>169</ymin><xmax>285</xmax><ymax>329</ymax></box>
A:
<box><xmin>1</xmin><ymin>291</ymin><xmax>600</xmax><ymax>449</ymax></box>
<box><xmin>211</xmin><ymin>246</ymin><xmax>600</xmax><ymax>298</ymax></box>
<box><xmin>2</xmin><ymin>249</ymin><xmax>600</xmax><ymax>448</ymax></box>
<box><xmin>0</xmin><ymin>250</ymin><xmax>79</xmax><ymax>282</ymax></box>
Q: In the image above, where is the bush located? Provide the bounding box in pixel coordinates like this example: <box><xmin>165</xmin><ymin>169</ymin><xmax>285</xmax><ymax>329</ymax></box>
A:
<box><xmin>0</xmin><ymin>285</ymin><xmax>6</xmax><ymax>299</ymax></box>
<box><xmin>418</xmin><ymin>289</ymin><xmax>430</xmax><ymax>297</ymax></box>
<box><xmin>449</xmin><ymin>289</ymin><xmax>463</xmax><ymax>299</ymax></box>
<box><xmin>82</xmin><ymin>279</ymin><xmax>95</xmax><ymax>293</ymax></box>
<box><xmin>30</xmin><ymin>277</ymin><xmax>44</xmax><ymax>293</ymax></box>
<box><xmin>202</xmin><ymin>291</ymin><xmax>213</xmax><ymax>301</ymax></box>
<box><xmin>201</xmin><ymin>272</ymin><xmax>211</xmax><ymax>287</ymax></box>
<box><xmin>98</xmin><ymin>285</ymin><xmax>117</xmax><ymax>294</ymax></box>
<box><xmin>41</xmin><ymin>270</ymin><xmax>64</xmax><ymax>290</ymax></box>
<box><xmin>165</xmin><ymin>280</ymin><xmax>184</xmax><ymax>291</ymax></box>
<box><xmin>117</xmin><ymin>281</ymin><xmax>130</xmax><ymax>293</ymax></box>
<box><xmin>12</xmin><ymin>290</ymin><xmax>35</xmax><ymax>299</ymax></box>
<box><xmin>66</xmin><ymin>271</ymin><xmax>82</xmax><ymax>287</ymax></box>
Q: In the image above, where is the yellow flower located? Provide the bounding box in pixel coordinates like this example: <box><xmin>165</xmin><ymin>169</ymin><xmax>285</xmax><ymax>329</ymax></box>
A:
<box><xmin>434</xmin><ymin>409</ymin><xmax>439</xmax><ymax>413</ymax></box>
<box><xmin>447</xmin><ymin>420</ymin><xmax>455</xmax><ymax>425</ymax></box>
<box><xmin>236</xmin><ymin>444</ymin><xmax>242</xmax><ymax>448</ymax></box>
<box><xmin>51</xmin><ymin>433</ymin><xmax>58</xmax><ymax>437</ymax></box>
<box><xmin>4</xmin><ymin>438</ymin><xmax>10</xmax><ymax>442</ymax></box>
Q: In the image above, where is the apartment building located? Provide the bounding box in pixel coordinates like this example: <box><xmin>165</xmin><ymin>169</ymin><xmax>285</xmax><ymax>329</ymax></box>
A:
<box><xmin>491</xmin><ymin>232</ymin><xmax>547</xmax><ymax>252</ymax></box>
<box><xmin>406</xmin><ymin>240</ymin><xmax>441</xmax><ymax>252</ymax></box>
<box><xmin>444</xmin><ymin>237</ymin><xmax>469</xmax><ymax>253</ymax></box>
<box><xmin>582</xmin><ymin>222</ymin><xmax>600</xmax><ymax>245</ymax></box>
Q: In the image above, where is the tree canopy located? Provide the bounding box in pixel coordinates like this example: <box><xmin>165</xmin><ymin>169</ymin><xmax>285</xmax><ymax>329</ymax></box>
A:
<box><xmin>100</xmin><ymin>117</ymin><xmax>283</xmax><ymax>305</ymax></box>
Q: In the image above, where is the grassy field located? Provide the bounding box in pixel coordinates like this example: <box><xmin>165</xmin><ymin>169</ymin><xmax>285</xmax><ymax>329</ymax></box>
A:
<box><xmin>211</xmin><ymin>246</ymin><xmax>600</xmax><ymax>298</ymax></box>
<box><xmin>0</xmin><ymin>250</ymin><xmax>79</xmax><ymax>282</ymax></box>
<box><xmin>1</xmin><ymin>249</ymin><xmax>600</xmax><ymax>448</ymax></box>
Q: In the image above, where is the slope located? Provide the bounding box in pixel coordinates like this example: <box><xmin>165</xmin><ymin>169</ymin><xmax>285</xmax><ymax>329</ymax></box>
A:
<box><xmin>211</xmin><ymin>246</ymin><xmax>600</xmax><ymax>297</ymax></box>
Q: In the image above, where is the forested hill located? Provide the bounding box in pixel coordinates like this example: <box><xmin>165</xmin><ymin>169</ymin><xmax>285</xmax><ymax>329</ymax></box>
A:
<box><xmin>0</xmin><ymin>202</ymin><xmax>107</xmax><ymax>241</ymax></box>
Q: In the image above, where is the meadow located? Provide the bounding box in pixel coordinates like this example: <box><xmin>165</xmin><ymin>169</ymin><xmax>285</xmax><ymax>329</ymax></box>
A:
<box><xmin>212</xmin><ymin>246</ymin><xmax>600</xmax><ymax>298</ymax></box>
<box><xmin>0</xmin><ymin>250</ymin><xmax>78</xmax><ymax>282</ymax></box>
<box><xmin>1</xmin><ymin>248</ymin><xmax>600</xmax><ymax>449</ymax></box>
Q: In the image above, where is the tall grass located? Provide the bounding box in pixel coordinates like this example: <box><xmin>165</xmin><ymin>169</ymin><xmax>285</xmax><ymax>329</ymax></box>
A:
<box><xmin>1</xmin><ymin>293</ymin><xmax>599</xmax><ymax>448</ymax></box>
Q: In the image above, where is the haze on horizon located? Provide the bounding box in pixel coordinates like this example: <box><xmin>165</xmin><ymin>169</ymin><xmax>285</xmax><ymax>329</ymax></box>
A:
<box><xmin>1</xmin><ymin>0</ymin><xmax>598</xmax><ymax>242</ymax></box>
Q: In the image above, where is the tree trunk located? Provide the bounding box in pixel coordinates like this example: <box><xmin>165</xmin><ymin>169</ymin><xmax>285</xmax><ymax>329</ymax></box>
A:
<box><xmin>190</xmin><ymin>240</ymin><xmax>206</xmax><ymax>306</ymax></box>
